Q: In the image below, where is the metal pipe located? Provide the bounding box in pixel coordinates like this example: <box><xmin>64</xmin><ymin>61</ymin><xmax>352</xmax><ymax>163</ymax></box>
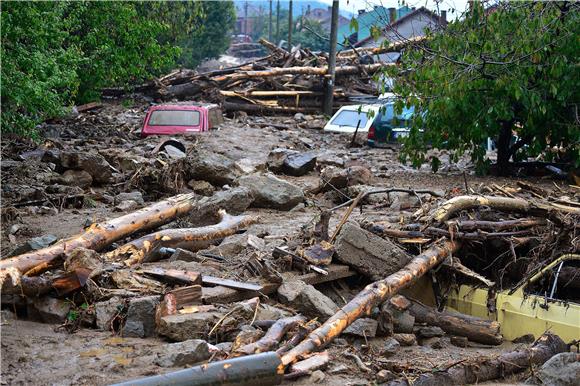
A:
<box><xmin>111</xmin><ymin>352</ymin><xmax>283</xmax><ymax>386</ymax></box>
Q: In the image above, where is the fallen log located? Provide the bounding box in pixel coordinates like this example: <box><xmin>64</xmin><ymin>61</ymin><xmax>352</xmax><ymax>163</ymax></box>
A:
<box><xmin>112</xmin><ymin>351</ymin><xmax>284</xmax><ymax>386</ymax></box>
<box><xmin>394</xmin><ymin>333</ymin><xmax>566</xmax><ymax>386</ymax></box>
<box><xmin>280</xmin><ymin>240</ymin><xmax>461</xmax><ymax>367</ymax></box>
<box><xmin>447</xmin><ymin>218</ymin><xmax>547</xmax><ymax>231</ymax></box>
<box><xmin>0</xmin><ymin>193</ymin><xmax>198</xmax><ymax>275</ymax></box>
<box><xmin>337</xmin><ymin>36</ymin><xmax>428</xmax><ymax>58</ymax></box>
<box><xmin>223</xmin><ymin>102</ymin><xmax>321</xmax><ymax>114</ymax></box>
<box><xmin>107</xmin><ymin>210</ymin><xmax>258</xmax><ymax>266</ymax></box>
<box><xmin>234</xmin><ymin>315</ymin><xmax>307</xmax><ymax>356</ymax></box>
<box><xmin>405</xmin><ymin>297</ymin><xmax>502</xmax><ymax>345</ymax></box>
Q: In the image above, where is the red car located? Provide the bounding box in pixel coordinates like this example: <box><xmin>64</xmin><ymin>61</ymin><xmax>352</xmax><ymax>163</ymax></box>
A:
<box><xmin>141</xmin><ymin>104</ymin><xmax>224</xmax><ymax>137</ymax></box>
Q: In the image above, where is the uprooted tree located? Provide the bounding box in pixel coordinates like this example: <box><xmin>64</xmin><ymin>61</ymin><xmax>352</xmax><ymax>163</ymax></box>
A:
<box><xmin>383</xmin><ymin>1</ymin><xmax>579</xmax><ymax>174</ymax></box>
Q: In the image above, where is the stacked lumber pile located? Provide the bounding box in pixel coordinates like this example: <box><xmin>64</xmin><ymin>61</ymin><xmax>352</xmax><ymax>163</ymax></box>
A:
<box><xmin>103</xmin><ymin>38</ymin><xmax>417</xmax><ymax>114</ymax></box>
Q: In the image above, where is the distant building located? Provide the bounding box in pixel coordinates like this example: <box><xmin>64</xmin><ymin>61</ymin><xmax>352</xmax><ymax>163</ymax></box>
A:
<box><xmin>355</xmin><ymin>6</ymin><xmax>447</xmax><ymax>49</ymax></box>
<box><xmin>303</xmin><ymin>5</ymin><xmax>349</xmax><ymax>32</ymax></box>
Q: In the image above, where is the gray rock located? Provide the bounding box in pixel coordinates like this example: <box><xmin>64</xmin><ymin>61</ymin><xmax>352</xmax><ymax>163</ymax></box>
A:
<box><xmin>344</xmin><ymin>318</ymin><xmax>378</xmax><ymax>338</ymax></box>
<box><xmin>158</xmin><ymin>312</ymin><xmax>223</xmax><ymax>341</ymax></box>
<box><xmin>187</xmin><ymin>180</ymin><xmax>215</xmax><ymax>196</ymax></box>
<box><xmin>335</xmin><ymin>223</ymin><xmax>411</xmax><ymax>281</ymax></box>
<box><xmin>513</xmin><ymin>333</ymin><xmax>535</xmax><ymax>344</ymax></box>
<box><xmin>450</xmin><ymin>336</ymin><xmax>468</xmax><ymax>347</ymax></box>
<box><xmin>60</xmin><ymin>151</ymin><xmax>114</xmax><ymax>184</ymax></box>
<box><xmin>376</xmin><ymin>369</ymin><xmax>396</xmax><ymax>383</ymax></box>
<box><xmin>60</xmin><ymin>169</ymin><xmax>93</xmax><ymax>188</ymax></box>
<box><xmin>155</xmin><ymin>339</ymin><xmax>211</xmax><ymax>367</ymax></box>
<box><xmin>535</xmin><ymin>352</ymin><xmax>580</xmax><ymax>386</ymax></box>
<box><xmin>9</xmin><ymin>234</ymin><xmax>58</xmax><ymax>257</ymax></box>
<box><xmin>95</xmin><ymin>297</ymin><xmax>124</xmax><ymax>330</ymax></box>
<box><xmin>309</xmin><ymin>370</ymin><xmax>326</xmax><ymax>383</ymax></box>
<box><xmin>163</xmin><ymin>145</ymin><xmax>186</xmax><ymax>159</ymax></box>
<box><xmin>319</xmin><ymin>165</ymin><xmax>372</xmax><ymax>191</ymax></box>
<box><xmin>417</xmin><ymin>326</ymin><xmax>445</xmax><ymax>338</ymax></box>
<box><xmin>186</xmin><ymin>151</ymin><xmax>238</xmax><ymax>186</ymax></box>
<box><xmin>115</xmin><ymin>191</ymin><xmax>144</xmax><ymax>205</ymax></box>
<box><xmin>123</xmin><ymin>296</ymin><xmax>160</xmax><ymax>338</ymax></box>
<box><xmin>64</xmin><ymin>247</ymin><xmax>103</xmax><ymax>273</ymax></box>
<box><xmin>31</xmin><ymin>297</ymin><xmax>70</xmax><ymax>324</ymax></box>
<box><xmin>421</xmin><ymin>336</ymin><xmax>443</xmax><ymax>349</ymax></box>
<box><xmin>283</xmin><ymin>153</ymin><xmax>317</xmax><ymax>176</ymax></box>
<box><xmin>379</xmin><ymin>337</ymin><xmax>400</xmax><ymax>357</ymax></box>
<box><xmin>215</xmin><ymin>342</ymin><xmax>233</xmax><ymax>353</ymax></box>
<box><xmin>277</xmin><ymin>280</ymin><xmax>338</xmax><ymax>321</ymax></box>
<box><xmin>267</xmin><ymin>148</ymin><xmax>298</xmax><ymax>172</ymax></box>
<box><xmin>234</xmin><ymin>158</ymin><xmax>266</xmax><ymax>175</ymax></box>
<box><xmin>189</xmin><ymin>187</ymin><xmax>253</xmax><ymax>225</ymax></box>
<box><xmin>294</xmin><ymin>112</ymin><xmax>306</xmax><ymax>122</ymax></box>
<box><xmin>115</xmin><ymin>200</ymin><xmax>139</xmax><ymax>212</ymax></box>
<box><xmin>393</xmin><ymin>333</ymin><xmax>417</xmax><ymax>346</ymax></box>
<box><xmin>238</xmin><ymin>174</ymin><xmax>303</xmax><ymax>211</ymax></box>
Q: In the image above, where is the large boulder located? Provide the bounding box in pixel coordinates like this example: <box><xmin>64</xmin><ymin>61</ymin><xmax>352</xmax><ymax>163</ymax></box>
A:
<box><xmin>123</xmin><ymin>296</ymin><xmax>160</xmax><ymax>338</ymax></box>
<box><xmin>158</xmin><ymin>312</ymin><xmax>223</xmax><ymax>341</ymax></box>
<box><xmin>267</xmin><ymin>148</ymin><xmax>298</xmax><ymax>172</ymax></box>
<box><xmin>60</xmin><ymin>170</ymin><xmax>93</xmax><ymax>188</ymax></box>
<box><xmin>283</xmin><ymin>153</ymin><xmax>317</xmax><ymax>176</ymax></box>
<box><xmin>238</xmin><ymin>174</ymin><xmax>303</xmax><ymax>211</ymax></box>
<box><xmin>534</xmin><ymin>352</ymin><xmax>580</xmax><ymax>386</ymax></box>
<box><xmin>188</xmin><ymin>187</ymin><xmax>254</xmax><ymax>225</ymax></box>
<box><xmin>335</xmin><ymin>222</ymin><xmax>411</xmax><ymax>281</ymax></box>
<box><xmin>60</xmin><ymin>151</ymin><xmax>114</xmax><ymax>184</ymax></box>
<box><xmin>186</xmin><ymin>150</ymin><xmax>238</xmax><ymax>186</ymax></box>
<box><xmin>277</xmin><ymin>280</ymin><xmax>338</xmax><ymax>321</ymax></box>
<box><xmin>155</xmin><ymin>339</ymin><xmax>211</xmax><ymax>367</ymax></box>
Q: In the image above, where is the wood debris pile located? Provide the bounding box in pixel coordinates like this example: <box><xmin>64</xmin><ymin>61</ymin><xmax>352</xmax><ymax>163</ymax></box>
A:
<box><xmin>103</xmin><ymin>38</ymin><xmax>423</xmax><ymax>114</ymax></box>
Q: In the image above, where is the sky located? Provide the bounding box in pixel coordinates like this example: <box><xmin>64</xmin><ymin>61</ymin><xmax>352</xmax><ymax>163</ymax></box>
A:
<box><xmin>318</xmin><ymin>0</ymin><xmax>471</xmax><ymax>18</ymax></box>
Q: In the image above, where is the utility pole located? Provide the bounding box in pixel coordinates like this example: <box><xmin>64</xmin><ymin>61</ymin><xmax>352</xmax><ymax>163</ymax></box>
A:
<box><xmin>288</xmin><ymin>0</ymin><xmax>293</xmax><ymax>49</ymax></box>
<box><xmin>323</xmin><ymin>0</ymin><xmax>339</xmax><ymax>115</ymax></box>
<box><xmin>269</xmin><ymin>0</ymin><xmax>273</xmax><ymax>42</ymax></box>
<box><xmin>276</xmin><ymin>0</ymin><xmax>280</xmax><ymax>44</ymax></box>
<box><xmin>244</xmin><ymin>1</ymin><xmax>248</xmax><ymax>35</ymax></box>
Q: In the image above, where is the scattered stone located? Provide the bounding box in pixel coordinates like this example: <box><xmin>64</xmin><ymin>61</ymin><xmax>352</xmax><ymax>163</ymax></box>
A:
<box><xmin>45</xmin><ymin>184</ymin><xmax>83</xmax><ymax>196</ymax></box>
<box><xmin>282</xmin><ymin>153</ymin><xmax>317</xmax><ymax>176</ymax></box>
<box><xmin>328</xmin><ymin>364</ymin><xmax>349</xmax><ymax>374</ymax></box>
<box><xmin>155</xmin><ymin>339</ymin><xmax>211</xmax><ymax>367</ymax></box>
<box><xmin>9</xmin><ymin>234</ymin><xmax>58</xmax><ymax>257</ymax></box>
<box><xmin>450</xmin><ymin>336</ymin><xmax>468</xmax><ymax>347</ymax></box>
<box><xmin>344</xmin><ymin>318</ymin><xmax>378</xmax><ymax>338</ymax></box>
<box><xmin>158</xmin><ymin>312</ymin><xmax>223</xmax><ymax>341</ymax></box>
<box><xmin>64</xmin><ymin>247</ymin><xmax>103</xmax><ymax>274</ymax></box>
<box><xmin>60</xmin><ymin>151</ymin><xmax>114</xmax><ymax>184</ymax></box>
<box><xmin>38</xmin><ymin>206</ymin><xmax>59</xmax><ymax>216</ymax></box>
<box><xmin>290</xmin><ymin>351</ymin><xmax>330</xmax><ymax>373</ymax></box>
<box><xmin>186</xmin><ymin>150</ymin><xmax>238</xmax><ymax>186</ymax></box>
<box><xmin>389</xmin><ymin>295</ymin><xmax>411</xmax><ymax>311</ymax></box>
<box><xmin>512</xmin><ymin>333</ymin><xmax>535</xmax><ymax>344</ymax></box>
<box><xmin>421</xmin><ymin>337</ymin><xmax>443</xmax><ymax>349</ymax></box>
<box><xmin>294</xmin><ymin>112</ymin><xmax>306</xmax><ymax>122</ymax></box>
<box><xmin>238</xmin><ymin>174</ymin><xmax>303</xmax><ymax>211</ymax></box>
<box><xmin>299</xmin><ymin>137</ymin><xmax>314</xmax><ymax>148</ymax></box>
<box><xmin>277</xmin><ymin>280</ymin><xmax>338</xmax><ymax>321</ymax></box>
<box><xmin>335</xmin><ymin>223</ymin><xmax>411</xmax><ymax>281</ymax></box>
<box><xmin>30</xmin><ymin>297</ymin><xmax>71</xmax><ymax>324</ymax></box>
<box><xmin>388</xmin><ymin>308</ymin><xmax>415</xmax><ymax>334</ymax></box>
<box><xmin>123</xmin><ymin>296</ymin><xmax>160</xmax><ymax>338</ymax></box>
<box><xmin>376</xmin><ymin>369</ymin><xmax>396</xmax><ymax>383</ymax></box>
<box><xmin>380</xmin><ymin>337</ymin><xmax>400</xmax><ymax>357</ymax></box>
<box><xmin>234</xmin><ymin>158</ymin><xmax>266</xmax><ymax>175</ymax></box>
<box><xmin>162</xmin><ymin>145</ymin><xmax>186</xmax><ymax>159</ymax></box>
<box><xmin>417</xmin><ymin>326</ymin><xmax>445</xmax><ymax>338</ymax></box>
<box><xmin>115</xmin><ymin>191</ymin><xmax>144</xmax><ymax>205</ymax></box>
<box><xmin>60</xmin><ymin>169</ymin><xmax>93</xmax><ymax>188</ymax></box>
<box><xmin>187</xmin><ymin>180</ymin><xmax>215</xmax><ymax>196</ymax></box>
<box><xmin>534</xmin><ymin>352</ymin><xmax>580</xmax><ymax>386</ymax></box>
<box><xmin>309</xmin><ymin>370</ymin><xmax>326</xmax><ymax>383</ymax></box>
<box><xmin>115</xmin><ymin>200</ymin><xmax>139</xmax><ymax>212</ymax></box>
<box><xmin>267</xmin><ymin>148</ymin><xmax>298</xmax><ymax>172</ymax></box>
<box><xmin>9</xmin><ymin>224</ymin><xmax>21</xmax><ymax>235</ymax></box>
<box><xmin>0</xmin><ymin>309</ymin><xmax>15</xmax><ymax>323</ymax></box>
<box><xmin>189</xmin><ymin>187</ymin><xmax>254</xmax><ymax>225</ymax></box>
<box><xmin>215</xmin><ymin>342</ymin><xmax>233</xmax><ymax>353</ymax></box>
<box><xmin>95</xmin><ymin>297</ymin><xmax>124</xmax><ymax>330</ymax></box>
<box><xmin>319</xmin><ymin>165</ymin><xmax>372</xmax><ymax>191</ymax></box>
<box><xmin>393</xmin><ymin>333</ymin><xmax>417</xmax><ymax>346</ymax></box>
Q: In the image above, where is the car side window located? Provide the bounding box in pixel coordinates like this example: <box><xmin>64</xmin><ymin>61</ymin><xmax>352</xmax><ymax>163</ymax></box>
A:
<box><xmin>525</xmin><ymin>259</ymin><xmax>580</xmax><ymax>303</ymax></box>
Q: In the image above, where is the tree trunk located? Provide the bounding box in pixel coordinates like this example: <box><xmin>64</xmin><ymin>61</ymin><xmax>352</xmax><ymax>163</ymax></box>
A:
<box><xmin>496</xmin><ymin>121</ymin><xmax>513</xmax><ymax>175</ymax></box>
<box><xmin>280</xmin><ymin>240</ymin><xmax>461</xmax><ymax>367</ymax></box>
<box><xmin>407</xmin><ymin>298</ymin><xmax>503</xmax><ymax>345</ymax></box>
<box><xmin>0</xmin><ymin>193</ymin><xmax>197</xmax><ymax>275</ymax></box>
<box><xmin>233</xmin><ymin>315</ymin><xmax>307</xmax><ymax>356</ymax></box>
<box><xmin>395</xmin><ymin>333</ymin><xmax>566</xmax><ymax>386</ymax></box>
<box><xmin>107</xmin><ymin>210</ymin><xmax>258</xmax><ymax>266</ymax></box>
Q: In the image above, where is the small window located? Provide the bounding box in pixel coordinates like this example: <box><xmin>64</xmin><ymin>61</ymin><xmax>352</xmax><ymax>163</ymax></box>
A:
<box><xmin>149</xmin><ymin>110</ymin><xmax>200</xmax><ymax>126</ymax></box>
<box><xmin>330</xmin><ymin>110</ymin><xmax>369</xmax><ymax>127</ymax></box>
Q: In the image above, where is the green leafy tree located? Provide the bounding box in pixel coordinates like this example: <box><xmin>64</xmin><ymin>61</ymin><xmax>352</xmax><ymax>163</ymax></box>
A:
<box><xmin>385</xmin><ymin>1</ymin><xmax>579</xmax><ymax>174</ymax></box>
<box><xmin>1</xmin><ymin>2</ymin><xmax>80</xmax><ymax>137</ymax></box>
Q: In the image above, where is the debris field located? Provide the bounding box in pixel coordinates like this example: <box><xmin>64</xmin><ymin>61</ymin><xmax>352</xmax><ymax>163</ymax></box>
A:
<box><xmin>1</xmin><ymin>96</ymin><xmax>579</xmax><ymax>386</ymax></box>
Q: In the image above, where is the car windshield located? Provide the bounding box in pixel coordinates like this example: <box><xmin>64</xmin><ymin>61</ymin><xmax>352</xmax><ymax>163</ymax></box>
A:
<box><xmin>148</xmin><ymin>110</ymin><xmax>200</xmax><ymax>126</ymax></box>
<box><xmin>330</xmin><ymin>109</ymin><xmax>369</xmax><ymax>127</ymax></box>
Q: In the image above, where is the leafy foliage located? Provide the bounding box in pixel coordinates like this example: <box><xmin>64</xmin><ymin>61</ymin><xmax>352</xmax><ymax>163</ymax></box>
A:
<box><xmin>385</xmin><ymin>2</ymin><xmax>579</xmax><ymax>173</ymax></box>
<box><xmin>1</xmin><ymin>1</ymin><xmax>236</xmax><ymax>137</ymax></box>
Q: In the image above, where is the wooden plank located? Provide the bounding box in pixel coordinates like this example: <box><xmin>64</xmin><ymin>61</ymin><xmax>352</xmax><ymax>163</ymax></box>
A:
<box><xmin>202</xmin><ymin>275</ymin><xmax>264</xmax><ymax>292</ymax></box>
<box><xmin>170</xmin><ymin>285</ymin><xmax>202</xmax><ymax>308</ymax></box>
<box><xmin>140</xmin><ymin>267</ymin><xmax>201</xmax><ymax>286</ymax></box>
<box><xmin>297</xmin><ymin>264</ymin><xmax>355</xmax><ymax>286</ymax></box>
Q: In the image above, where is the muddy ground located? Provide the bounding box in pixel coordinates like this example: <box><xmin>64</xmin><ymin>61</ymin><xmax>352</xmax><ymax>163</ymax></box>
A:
<box><xmin>0</xmin><ymin>100</ymin><xmax>560</xmax><ymax>385</ymax></box>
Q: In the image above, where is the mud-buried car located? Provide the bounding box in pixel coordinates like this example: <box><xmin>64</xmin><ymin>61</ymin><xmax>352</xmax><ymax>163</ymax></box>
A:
<box><xmin>141</xmin><ymin>103</ymin><xmax>224</xmax><ymax>137</ymax></box>
<box><xmin>446</xmin><ymin>254</ymin><xmax>580</xmax><ymax>343</ymax></box>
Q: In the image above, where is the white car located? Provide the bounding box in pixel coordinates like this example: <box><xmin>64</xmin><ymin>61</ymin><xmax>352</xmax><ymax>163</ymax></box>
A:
<box><xmin>323</xmin><ymin>104</ymin><xmax>382</xmax><ymax>134</ymax></box>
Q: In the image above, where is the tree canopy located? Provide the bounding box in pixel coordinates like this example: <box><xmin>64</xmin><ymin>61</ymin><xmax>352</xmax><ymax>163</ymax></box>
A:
<box><xmin>1</xmin><ymin>1</ymin><xmax>236</xmax><ymax>137</ymax></box>
<box><xmin>384</xmin><ymin>1</ymin><xmax>579</xmax><ymax>173</ymax></box>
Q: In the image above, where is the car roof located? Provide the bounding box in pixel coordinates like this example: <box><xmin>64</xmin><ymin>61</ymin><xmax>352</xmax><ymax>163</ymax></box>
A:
<box><xmin>148</xmin><ymin>103</ymin><xmax>219</xmax><ymax>111</ymax></box>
